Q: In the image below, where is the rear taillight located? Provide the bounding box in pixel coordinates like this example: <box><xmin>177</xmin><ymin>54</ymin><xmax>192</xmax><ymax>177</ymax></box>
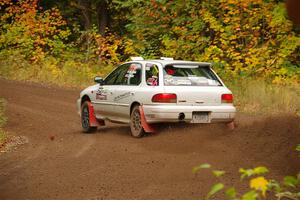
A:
<box><xmin>221</xmin><ymin>94</ymin><xmax>233</xmax><ymax>103</ymax></box>
<box><xmin>152</xmin><ymin>93</ymin><xmax>177</xmax><ymax>103</ymax></box>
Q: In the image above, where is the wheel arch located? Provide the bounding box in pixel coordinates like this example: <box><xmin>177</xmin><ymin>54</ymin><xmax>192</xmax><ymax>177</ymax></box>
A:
<box><xmin>130</xmin><ymin>101</ymin><xmax>141</xmax><ymax>115</ymax></box>
<box><xmin>81</xmin><ymin>95</ymin><xmax>91</xmax><ymax>106</ymax></box>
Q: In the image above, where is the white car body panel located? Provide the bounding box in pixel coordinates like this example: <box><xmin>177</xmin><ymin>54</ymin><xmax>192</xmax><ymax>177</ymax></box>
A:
<box><xmin>77</xmin><ymin>59</ymin><xmax>236</xmax><ymax>125</ymax></box>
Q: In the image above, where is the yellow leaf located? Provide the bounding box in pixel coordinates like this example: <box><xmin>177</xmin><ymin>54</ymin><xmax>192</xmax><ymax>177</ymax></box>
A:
<box><xmin>250</xmin><ymin>176</ymin><xmax>269</xmax><ymax>197</ymax></box>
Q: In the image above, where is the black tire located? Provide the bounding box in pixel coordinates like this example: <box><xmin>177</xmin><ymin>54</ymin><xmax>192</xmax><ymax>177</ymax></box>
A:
<box><xmin>130</xmin><ymin>105</ymin><xmax>145</xmax><ymax>138</ymax></box>
<box><xmin>81</xmin><ymin>101</ymin><xmax>97</xmax><ymax>133</ymax></box>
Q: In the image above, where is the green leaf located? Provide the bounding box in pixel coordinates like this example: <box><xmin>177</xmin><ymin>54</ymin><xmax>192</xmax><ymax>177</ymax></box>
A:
<box><xmin>213</xmin><ymin>170</ymin><xmax>226</xmax><ymax>177</ymax></box>
<box><xmin>226</xmin><ymin>187</ymin><xmax>237</xmax><ymax>199</ymax></box>
<box><xmin>192</xmin><ymin>163</ymin><xmax>211</xmax><ymax>174</ymax></box>
<box><xmin>268</xmin><ymin>179</ymin><xmax>282</xmax><ymax>193</ymax></box>
<box><xmin>276</xmin><ymin>191</ymin><xmax>300</xmax><ymax>199</ymax></box>
<box><xmin>242</xmin><ymin>190</ymin><xmax>258</xmax><ymax>200</ymax></box>
<box><xmin>239</xmin><ymin>168</ymin><xmax>254</xmax><ymax>179</ymax></box>
<box><xmin>296</xmin><ymin>144</ymin><xmax>300</xmax><ymax>152</ymax></box>
<box><xmin>205</xmin><ymin>183</ymin><xmax>224</xmax><ymax>200</ymax></box>
<box><xmin>199</xmin><ymin>163</ymin><xmax>211</xmax><ymax>169</ymax></box>
<box><xmin>239</xmin><ymin>167</ymin><xmax>269</xmax><ymax>179</ymax></box>
<box><xmin>283</xmin><ymin>176</ymin><xmax>299</xmax><ymax>187</ymax></box>
<box><xmin>253</xmin><ymin>167</ymin><xmax>269</xmax><ymax>175</ymax></box>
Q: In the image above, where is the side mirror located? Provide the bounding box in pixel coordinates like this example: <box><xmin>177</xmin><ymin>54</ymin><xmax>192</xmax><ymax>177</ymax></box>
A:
<box><xmin>94</xmin><ymin>76</ymin><xmax>103</xmax><ymax>85</ymax></box>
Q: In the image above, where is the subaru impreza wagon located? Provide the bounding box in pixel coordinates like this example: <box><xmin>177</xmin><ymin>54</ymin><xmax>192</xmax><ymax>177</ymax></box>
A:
<box><xmin>77</xmin><ymin>57</ymin><xmax>236</xmax><ymax>137</ymax></box>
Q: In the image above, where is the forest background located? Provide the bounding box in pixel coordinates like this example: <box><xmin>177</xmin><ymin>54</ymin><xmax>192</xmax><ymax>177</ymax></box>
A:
<box><xmin>0</xmin><ymin>0</ymin><xmax>300</xmax><ymax>114</ymax></box>
<box><xmin>1</xmin><ymin>1</ymin><xmax>300</xmax><ymax>199</ymax></box>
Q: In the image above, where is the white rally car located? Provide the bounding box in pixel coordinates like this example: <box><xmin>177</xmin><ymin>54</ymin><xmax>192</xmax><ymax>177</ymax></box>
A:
<box><xmin>77</xmin><ymin>57</ymin><xmax>236</xmax><ymax>137</ymax></box>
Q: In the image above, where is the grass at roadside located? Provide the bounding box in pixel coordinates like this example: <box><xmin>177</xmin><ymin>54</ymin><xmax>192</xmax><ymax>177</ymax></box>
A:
<box><xmin>0</xmin><ymin>98</ymin><xmax>7</xmax><ymax>145</ymax></box>
<box><xmin>227</xmin><ymin>78</ymin><xmax>300</xmax><ymax>115</ymax></box>
<box><xmin>0</xmin><ymin>52</ymin><xmax>114</xmax><ymax>88</ymax></box>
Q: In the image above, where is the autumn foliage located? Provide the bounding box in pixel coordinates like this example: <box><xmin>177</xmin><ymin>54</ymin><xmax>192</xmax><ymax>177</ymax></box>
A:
<box><xmin>127</xmin><ymin>0</ymin><xmax>300</xmax><ymax>83</ymax></box>
<box><xmin>0</xmin><ymin>0</ymin><xmax>299</xmax><ymax>85</ymax></box>
<box><xmin>0</xmin><ymin>0</ymin><xmax>70</xmax><ymax>62</ymax></box>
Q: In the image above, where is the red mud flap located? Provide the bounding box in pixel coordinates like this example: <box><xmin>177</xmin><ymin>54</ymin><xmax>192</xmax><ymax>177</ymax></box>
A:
<box><xmin>139</xmin><ymin>106</ymin><xmax>155</xmax><ymax>133</ymax></box>
<box><xmin>226</xmin><ymin>121</ymin><xmax>235</xmax><ymax>130</ymax></box>
<box><xmin>87</xmin><ymin>102</ymin><xmax>104</xmax><ymax>127</ymax></box>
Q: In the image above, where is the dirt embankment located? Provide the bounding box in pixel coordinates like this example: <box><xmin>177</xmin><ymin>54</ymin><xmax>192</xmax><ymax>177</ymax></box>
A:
<box><xmin>0</xmin><ymin>78</ymin><xmax>299</xmax><ymax>200</ymax></box>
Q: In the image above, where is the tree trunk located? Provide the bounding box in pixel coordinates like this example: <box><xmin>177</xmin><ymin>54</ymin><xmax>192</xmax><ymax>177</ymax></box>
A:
<box><xmin>78</xmin><ymin>0</ymin><xmax>92</xmax><ymax>30</ymax></box>
<box><xmin>96</xmin><ymin>0</ymin><xmax>109</xmax><ymax>36</ymax></box>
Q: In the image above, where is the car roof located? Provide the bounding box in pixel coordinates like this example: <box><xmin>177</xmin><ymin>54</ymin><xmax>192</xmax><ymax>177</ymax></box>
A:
<box><xmin>127</xmin><ymin>59</ymin><xmax>211</xmax><ymax>66</ymax></box>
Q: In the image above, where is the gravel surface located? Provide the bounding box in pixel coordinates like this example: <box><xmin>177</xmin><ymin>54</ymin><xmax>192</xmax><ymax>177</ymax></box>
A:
<box><xmin>0</xmin><ymin>78</ymin><xmax>299</xmax><ymax>200</ymax></box>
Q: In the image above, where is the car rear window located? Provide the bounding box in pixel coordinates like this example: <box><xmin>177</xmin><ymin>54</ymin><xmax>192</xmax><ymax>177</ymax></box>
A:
<box><xmin>163</xmin><ymin>64</ymin><xmax>222</xmax><ymax>86</ymax></box>
<box><xmin>145</xmin><ymin>63</ymin><xmax>159</xmax><ymax>86</ymax></box>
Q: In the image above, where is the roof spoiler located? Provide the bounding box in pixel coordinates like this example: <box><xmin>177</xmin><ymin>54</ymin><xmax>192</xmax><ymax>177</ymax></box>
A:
<box><xmin>160</xmin><ymin>57</ymin><xmax>174</xmax><ymax>60</ymax></box>
<box><xmin>131</xmin><ymin>57</ymin><xmax>144</xmax><ymax>61</ymax></box>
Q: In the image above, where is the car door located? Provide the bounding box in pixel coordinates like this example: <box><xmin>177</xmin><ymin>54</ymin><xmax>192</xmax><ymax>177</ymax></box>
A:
<box><xmin>112</xmin><ymin>62</ymin><xmax>142</xmax><ymax>121</ymax></box>
<box><xmin>93</xmin><ymin>64</ymin><xmax>128</xmax><ymax>119</ymax></box>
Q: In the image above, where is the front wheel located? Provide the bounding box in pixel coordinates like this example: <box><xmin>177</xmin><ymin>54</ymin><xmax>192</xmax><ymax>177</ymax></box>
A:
<box><xmin>130</xmin><ymin>106</ymin><xmax>145</xmax><ymax>138</ymax></box>
<box><xmin>81</xmin><ymin>101</ymin><xmax>97</xmax><ymax>133</ymax></box>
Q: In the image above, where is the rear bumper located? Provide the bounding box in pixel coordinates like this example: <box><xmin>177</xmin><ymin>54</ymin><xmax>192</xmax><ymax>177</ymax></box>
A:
<box><xmin>142</xmin><ymin>104</ymin><xmax>236</xmax><ymax>123</ymax></box>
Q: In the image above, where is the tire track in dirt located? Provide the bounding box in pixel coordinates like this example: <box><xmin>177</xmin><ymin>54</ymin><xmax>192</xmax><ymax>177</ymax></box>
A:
<box><xmin>0</xmin><ymin>78</ymin><xmax>299</xmax><ymax>200</ymax></box>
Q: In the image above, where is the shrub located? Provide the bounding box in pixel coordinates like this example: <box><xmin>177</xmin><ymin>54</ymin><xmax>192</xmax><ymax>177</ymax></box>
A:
<box><xmin>193</xmin><ymin>163</ymin><xmax>300</xmax><ymax>200</ymax></box>
<box><xmin>126</xmin><ymin>0</ymin><xmax>300</xmax><ymax>82</ymax></box>
<box><xmin>0</xmin><ymin>0</ymin><xmax>70</xmax><ymax>62</ymax></box>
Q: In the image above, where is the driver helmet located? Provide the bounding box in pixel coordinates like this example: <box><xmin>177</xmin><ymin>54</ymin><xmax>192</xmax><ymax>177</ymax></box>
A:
<box><xmin>165</xmin><ymin>66</ymin><xmax>176</xmax><ymax>75</ymax></box>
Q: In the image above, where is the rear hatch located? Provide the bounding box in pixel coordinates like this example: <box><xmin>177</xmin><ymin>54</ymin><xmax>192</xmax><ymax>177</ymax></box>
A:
<box><xmin>162</xmin><ymin>63</ymin><xmax>230</xmax><ymax>106</ymax></box>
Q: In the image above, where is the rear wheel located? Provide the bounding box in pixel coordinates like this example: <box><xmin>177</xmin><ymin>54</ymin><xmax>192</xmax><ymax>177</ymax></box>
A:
<box><xmin>81</xmin><ymin>101</ymin><xmax>97</xmax><ymax>133</ymax></box>
<box><xmin>130</xmin><ymin>106</ymin><xmax>145</xmax><ymax>138</ymax></box>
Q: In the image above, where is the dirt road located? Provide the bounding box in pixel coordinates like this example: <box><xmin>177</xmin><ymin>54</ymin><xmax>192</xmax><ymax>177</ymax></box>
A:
<box><xmin>0</xmin><ymin>78</ymin><xmax>299</xmax><ymax>200</ymax></box>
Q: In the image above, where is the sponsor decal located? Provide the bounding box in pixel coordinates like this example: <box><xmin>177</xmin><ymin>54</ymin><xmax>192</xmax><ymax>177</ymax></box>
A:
<box><xmin>114</xmin><ymin>92</ymin><xmax>131</xmax><ymax>101</ymax></box>
<box><xmin>96</xmin><ymin>88</ymin><xmax>107</xmax><ymax>100</ymax></box>
<box><xmin>96</xmin><ymin>93</ymin><xmax>107</xmax><ymax>100</ymax></box>
<box><xmin>128</xmin><ymin>64</ymin><xmax>137</xmax><ymax>72</ymax></box>
<box><xmin>126</xmin><ymin>64</ymin><xmax>137</xmax><ymax>77</ymax></box>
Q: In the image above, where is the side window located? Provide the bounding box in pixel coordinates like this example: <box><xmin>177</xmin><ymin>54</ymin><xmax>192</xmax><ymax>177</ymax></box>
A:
<box><xmin>114</xmin><ymin>64</ymin><xmax>131</xmax><ymax>85</ymax></box>
<box><xmin>124</xmin><ymin>63</ymin><xmax>142</xmax><ymax>85</ymax></box>
<box><xmin>104</xmin><ymin>65</ymin><xmax>128</xmax><ymax>85</ymax></box>
<box><xmin>145</xmin><ymin>63</ymin><xmax>159</xmax><ymax>86</ymax></box>
<box><xmin>104</xmin><ymin>69</ymin><xmax>118</xmax><ymax>85</ymax></box>
<box><xmin>104</xmin><ymin>63</ymin><xmax>142</xmax><ymax>85</ymax></box>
